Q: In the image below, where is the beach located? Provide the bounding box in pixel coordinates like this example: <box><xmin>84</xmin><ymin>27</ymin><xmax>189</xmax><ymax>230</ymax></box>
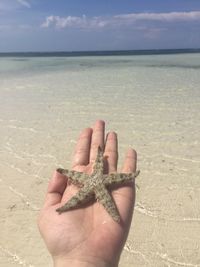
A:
<box><xmin>0</xmin><ymin>52</ymin><xmax>200</xmax><ymax>266</ymax></box>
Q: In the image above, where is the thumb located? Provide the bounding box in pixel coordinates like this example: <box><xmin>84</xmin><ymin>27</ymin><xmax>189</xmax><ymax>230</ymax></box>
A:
<box><xmin>43</xmin><ymin>171</ymin><xmax>68</xmax><ymax>208</ymax></box>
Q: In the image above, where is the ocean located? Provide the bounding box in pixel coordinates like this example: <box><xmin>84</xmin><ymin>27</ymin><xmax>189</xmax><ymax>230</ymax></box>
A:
<box><xmin>0</xmin><ymin>50</ymin><xmax>200</xmax><ymax>266</ymax></box>
<box><xmin>0</xmin><ymin>51</ymin><xmax>199</xmax><ymax>152</ymax></box>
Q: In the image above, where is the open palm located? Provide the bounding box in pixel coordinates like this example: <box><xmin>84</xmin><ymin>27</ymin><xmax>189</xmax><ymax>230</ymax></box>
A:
<box><xmin>38</xmin><ymin>120</ymin><xmax>137</xmax><ymax>267</ymax></box>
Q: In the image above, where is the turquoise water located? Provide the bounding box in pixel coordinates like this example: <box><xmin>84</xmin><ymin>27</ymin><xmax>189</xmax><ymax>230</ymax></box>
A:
<box><xmin>1</xmin><ymin>52</ymin><xmax>199</xmax><ymax>182</ymax></box>
<box><xmin>0</xmin><ymin>53</ymin><xmax>199</xmax><ymax>150</ymax></box>
<box><xmin>1</xmin><ymin>53</ymin><xmax>200</xmax><ymax>77</ymax></box>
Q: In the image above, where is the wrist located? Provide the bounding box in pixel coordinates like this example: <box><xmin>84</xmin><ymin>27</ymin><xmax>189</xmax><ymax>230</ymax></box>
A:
<box><xmin>53</xmin><ymin>257</ymin><xmax>116</xmax><ymax>267</ymax></box>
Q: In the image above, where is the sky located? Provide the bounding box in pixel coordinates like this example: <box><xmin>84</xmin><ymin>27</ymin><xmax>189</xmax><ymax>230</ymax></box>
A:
<box><xmin>0</xmin><ymin>0</ymin><xmax>200</xmax><ymax>52</ymax></box>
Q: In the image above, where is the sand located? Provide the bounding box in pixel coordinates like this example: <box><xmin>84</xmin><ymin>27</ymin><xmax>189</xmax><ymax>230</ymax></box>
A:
<box><xmin>0</xmin><ymin>54</ymin><xmax>200</xmax><ymax>266</ymax></box>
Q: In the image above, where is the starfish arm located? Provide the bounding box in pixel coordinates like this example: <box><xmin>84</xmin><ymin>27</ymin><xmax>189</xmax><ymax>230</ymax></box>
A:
<box><xmin>56</xmin><ymin>168</ymin><xmax>89</xmax><ymax>185</ymax></box>
<box><xmin>93</xmin><ymin>146</ymin><xmax>104</xmax><ymax>175</ymax></box>
<box><xmin>94</xmin><ymin>185</ymin><xmax>120</xmax><ymax>222</ymax></box>
<box><xmin>56</xmin><ymin>186</ymin><xmax>94</xmax><ymax>213</ymax></box>
<box><xmin>104</xmin><ymin>170</ymin><xmax>140</xmax><ymax>186</ymax></box>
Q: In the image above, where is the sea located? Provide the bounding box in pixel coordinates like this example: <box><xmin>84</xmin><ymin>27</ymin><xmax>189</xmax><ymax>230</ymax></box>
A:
<box><xmin>0</xmin><ymin>48</ymin><xmax>200</xmax><ymax>164</ymax></box>
<box><xmin>0</xmin><ymin>49</ymin><xmax>200</xmax><ymax>266</ymax></box>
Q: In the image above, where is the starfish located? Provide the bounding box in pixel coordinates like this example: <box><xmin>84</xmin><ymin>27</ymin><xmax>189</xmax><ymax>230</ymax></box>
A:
<box><xmin>56</xmin><ymin>146</ymin><xmax>140</xmax><ymax>222</ymax></box>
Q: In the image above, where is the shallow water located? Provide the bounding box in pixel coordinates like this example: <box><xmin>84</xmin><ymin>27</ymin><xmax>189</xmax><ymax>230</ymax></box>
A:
<box><xmin>0</xmin><ymin>53</ymin><xmax>200</xmax><ymax>266</ymax></box>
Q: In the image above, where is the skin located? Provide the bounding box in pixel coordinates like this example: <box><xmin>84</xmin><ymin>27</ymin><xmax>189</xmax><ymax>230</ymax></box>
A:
<box><xmin>38</xmin><ymin>120</ymin><xmax>137</xmax><ymax>267</ymax></box>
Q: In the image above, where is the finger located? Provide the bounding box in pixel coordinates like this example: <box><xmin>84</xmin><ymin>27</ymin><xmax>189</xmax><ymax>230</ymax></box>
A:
<box><xmin>72</xmin><ymin>127</ymin><xmax>93</xmax><ymax>167</ymax></box>
<box><xmin>43</xmin><ymin>171</ymin><xmax>68</xmax><ymax>208</ymax></box>
<box><xmin>104</xmin><ymin>132</ymin><xmax>118</xmax><ymax>173</ymax></box>
<box><xmin>89</xmin><ymin>120</ymin><xmax>105</xmax><ymax>162</ymax></box>
<box><xmin>113</xmin><ymin>148</ymin><xmax>137</xmax><ymax>224</ymax></box>
<box><xmin>122</xmin><ymin>148</ymin><xmax>137</xmax><ymax>173</ymax></box>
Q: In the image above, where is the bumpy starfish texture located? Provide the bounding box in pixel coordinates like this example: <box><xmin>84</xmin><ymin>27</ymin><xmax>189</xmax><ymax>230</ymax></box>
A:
<box><xmin>56</xmin><ymin>146</ymin><xmax>140</xmax><ymax>222</ymax></box>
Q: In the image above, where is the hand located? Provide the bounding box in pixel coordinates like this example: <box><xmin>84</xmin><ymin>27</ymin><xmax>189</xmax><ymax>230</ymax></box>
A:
<box><xmin>38</xmin><ymin>120</ymin><xmax>137</xmax><ymax>267</ymax></box>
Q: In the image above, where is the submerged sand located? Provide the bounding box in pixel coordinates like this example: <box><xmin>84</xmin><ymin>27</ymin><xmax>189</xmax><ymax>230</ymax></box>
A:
<box><xmin>0</xmin><ymin>55</ymin><xmax>200</xmax><ymax>266</ymax></box>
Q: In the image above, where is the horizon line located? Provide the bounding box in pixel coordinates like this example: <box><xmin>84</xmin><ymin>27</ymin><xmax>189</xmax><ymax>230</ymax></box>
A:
<box><xmin>0</xmin><ymin>48</ymin><xmax>200</xmax><ymax>57</ymax></box>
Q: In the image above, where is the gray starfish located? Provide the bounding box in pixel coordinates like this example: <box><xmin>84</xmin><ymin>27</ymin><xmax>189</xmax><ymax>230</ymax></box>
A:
<box><xmin>56</xmin><ymin>146</ymin><xmax>140</xmax><ymax>222</ymax></box>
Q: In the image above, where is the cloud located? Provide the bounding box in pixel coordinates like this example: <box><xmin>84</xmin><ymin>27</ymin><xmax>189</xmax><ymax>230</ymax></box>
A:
<box><xmin>0</xmin><ymin>0</ymin><xmax>31</xmax><ymax>11</ymax></box>
<box><xmin>17</xmin><ymin>0</ymin><xmax>31</xmax><ymax>8</ymax></box>
<box><xmin>115</xmin><ymin>11</ymin><xmax>200</xmax><ymax>22</ymax></box>
<box><xmin>41</xmin><ymin>11</ymin><xmax>200</xmax><ymax>30</ymax></box>
<box><xmin>41</xmin><ymin>15</ymin><xmax>87</xmax><ymax>29</ymax></box>
<box><xmin>41</xmin><ymin>15</ymin><xmax>108</xmax><ymax>30</ymax></box>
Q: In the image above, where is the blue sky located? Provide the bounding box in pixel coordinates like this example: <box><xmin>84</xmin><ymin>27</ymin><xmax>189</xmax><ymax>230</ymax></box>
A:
<box><xmin>0</xmin><ymin>0</ymin><xmax>200</xmax><ymax>52</ymax></box>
